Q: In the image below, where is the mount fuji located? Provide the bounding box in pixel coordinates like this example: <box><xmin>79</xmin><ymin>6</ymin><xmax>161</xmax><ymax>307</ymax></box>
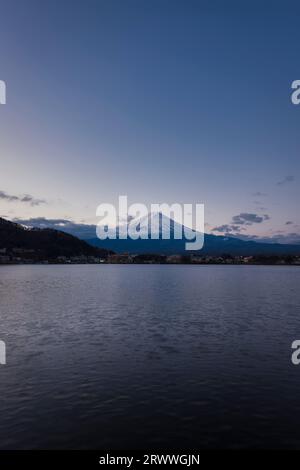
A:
<box><xmin>86</xmin><ymin>213</ymin><xmax>300</xmax><ymax>256</ymax></box>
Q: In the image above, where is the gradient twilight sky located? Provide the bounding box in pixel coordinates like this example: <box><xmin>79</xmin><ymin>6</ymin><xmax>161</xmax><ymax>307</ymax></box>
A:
<box><xmin>0</xmin><ymin>0</ymin><xmax>299</xmax><ymax>242</ymax></box>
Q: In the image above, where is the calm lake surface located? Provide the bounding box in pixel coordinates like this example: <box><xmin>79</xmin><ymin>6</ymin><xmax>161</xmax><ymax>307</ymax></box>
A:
<box><xmin>0</xmin><ymin>264</ymin><xmax>300</xmax><ymax>449</ymax></box>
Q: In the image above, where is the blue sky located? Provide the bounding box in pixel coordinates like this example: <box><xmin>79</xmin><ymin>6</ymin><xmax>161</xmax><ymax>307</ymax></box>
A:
<box><xmin>0</xmin><ymin>0</ymin><xmax>299</xmax><ymax>242</ymax></box>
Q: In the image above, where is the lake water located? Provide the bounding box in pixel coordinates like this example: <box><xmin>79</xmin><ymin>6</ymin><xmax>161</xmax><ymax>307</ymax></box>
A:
<box><xmin>0</xmin><ymin>264</ymin><xmax>300</xmax><ymax>449</ymax></box>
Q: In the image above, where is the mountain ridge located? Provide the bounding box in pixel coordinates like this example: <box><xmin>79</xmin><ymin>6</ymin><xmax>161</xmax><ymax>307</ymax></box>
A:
<box><xmin>7</xmin><ymin>214</ymin><xmax>300</xmax><ymax>257</ymax></box>
<box><xmin>87</xmin><ymin>213</ymin><xmax>300</xmax><ymax>256</ymax></box>
<box><xmin>0</xmin><ymin>217</ymin><xmax>111</xmax><ymax>260</ymax></box>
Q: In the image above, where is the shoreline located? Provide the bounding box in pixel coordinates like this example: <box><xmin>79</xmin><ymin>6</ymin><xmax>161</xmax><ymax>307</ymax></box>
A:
<box><xmin>1</xmin><ymin>261</ymin><xmax>299</xmax><ymax>267</ymax></box>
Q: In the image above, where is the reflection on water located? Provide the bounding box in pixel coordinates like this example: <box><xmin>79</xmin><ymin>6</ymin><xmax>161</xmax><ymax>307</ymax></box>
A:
<box><xmin>0</xmin><ymin>264</ymin><xmax>300</xmax><ymax>449</ymax></box>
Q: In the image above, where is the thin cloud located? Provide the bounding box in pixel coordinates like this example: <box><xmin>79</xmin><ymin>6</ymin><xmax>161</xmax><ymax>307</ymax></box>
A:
<box><xmin>212</xmin><ymin>224</ymin><xmax>242</xmax><ymax>233</ymax></box>
<box><xmin>15</xmin><ymin>217</ymin><xmax>97</xmax><ymax>239</ymax></box>
<box><xmin>0</xmin><ymin>190</ymin><xmax>46</xmax><ymax>206</ymax></box>
<box><xmin>277</xmin><ymin>175</ymin><xmax>295</xmax><ymax>186</ymax></box>
<box><xmin>252</xmin><ymin>192</ymin><xmax>267</xmax><ymax>197</ymax></box>
<box><xmin>212</xmin><ymin>212</ymin><xmax>270</xmax><ymax>237</ymax></box>
<box><xmin>232</xmin><ymin>212</ymin><xmax>270</xmax><ymax>225</ymax></box>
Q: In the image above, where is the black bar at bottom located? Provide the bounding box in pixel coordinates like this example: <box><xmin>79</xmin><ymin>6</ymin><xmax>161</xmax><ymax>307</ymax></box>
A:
<box><xmin>0</xmin><ymin>450</ymin><xmax>299</xmax><ymax>468</ymax></box>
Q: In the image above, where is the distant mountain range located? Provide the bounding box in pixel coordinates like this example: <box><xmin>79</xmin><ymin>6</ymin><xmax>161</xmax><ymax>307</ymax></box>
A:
<box><xmin>87</xmin><ymin>213</ymin><xmax>300</xmax><ymax>256</ymax></box>
<box><xmin>6</xmin><ymin>214</ymin><xmax>300</xmax><ymax>258</ymax></box>
<box><xmin>0</xmin><ymin>218</ymin><xmax>110</xmax><ymax>260</ymax></box>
